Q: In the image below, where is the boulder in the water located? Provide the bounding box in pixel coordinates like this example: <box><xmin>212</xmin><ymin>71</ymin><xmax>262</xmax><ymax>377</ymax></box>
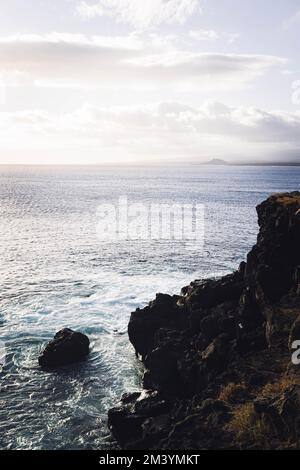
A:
<box><xmin>38</xmin><ymin>328</ymin><xmax>90</xmax><ymax>368</ymax></box>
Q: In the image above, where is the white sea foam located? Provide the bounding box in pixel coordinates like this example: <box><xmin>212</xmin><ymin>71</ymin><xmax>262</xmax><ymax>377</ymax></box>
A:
<box><xmin>0</xmin><ymin>164</ymin><xmax>298</xmax><ymax>449</ymax></box>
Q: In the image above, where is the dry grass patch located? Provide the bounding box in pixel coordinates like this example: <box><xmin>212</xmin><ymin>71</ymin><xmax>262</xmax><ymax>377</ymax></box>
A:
<box><xmin>261</xmin><ymin>376</ymin><xmax>300</xmax><ymax>397</ymax></box>
<box><xmin>219</xmin><ymin>382</ymin><xmax>247</xmax><ymax>403</ymax></box>
<box><xmin>271</xmin><ymin>193</ymin><xmax>300</xmax><ymax>206</ymax></box>
<box><xmin>226</xmin><ymin>403</ymin><xmax>270</xmax><ymax>445</ymax></box>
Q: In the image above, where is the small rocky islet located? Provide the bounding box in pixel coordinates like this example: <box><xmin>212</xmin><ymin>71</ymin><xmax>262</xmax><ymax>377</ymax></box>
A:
<box><xmin>38</xmin><ymin>328</ymin><xmax>90</xmax><ymax>368</ymax></box>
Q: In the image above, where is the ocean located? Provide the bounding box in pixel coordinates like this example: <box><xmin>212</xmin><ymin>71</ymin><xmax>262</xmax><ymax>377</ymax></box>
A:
<box><xmin>0</xmin><ymin>164</ymin><xmax>299</xmax><ymax>449</ymax></box>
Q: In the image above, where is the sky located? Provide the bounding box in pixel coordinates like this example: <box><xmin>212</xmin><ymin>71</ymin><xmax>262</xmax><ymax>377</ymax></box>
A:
<box><xmin>0</xmin><ymin>0</ymin><xmax>300</xmax><ymax>164</ymax></box>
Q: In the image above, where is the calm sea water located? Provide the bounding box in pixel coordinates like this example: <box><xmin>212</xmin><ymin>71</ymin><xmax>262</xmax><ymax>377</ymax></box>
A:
<box><xmin>0</xmin><ymin>164</ymin><xmax>299</xmax><ymax>449</ymax></box>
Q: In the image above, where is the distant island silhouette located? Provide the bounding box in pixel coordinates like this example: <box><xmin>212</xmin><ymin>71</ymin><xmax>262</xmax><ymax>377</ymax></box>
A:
<box><xmin>204</xmin><ymin>158</ymin><xmax>228</xmax><ymax>165</ymax></box>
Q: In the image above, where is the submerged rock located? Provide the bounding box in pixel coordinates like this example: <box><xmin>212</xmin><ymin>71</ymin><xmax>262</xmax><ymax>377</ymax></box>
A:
<box><xmin>38</xmin><ymin>328</ymin><xmax>90</xmax><ymax>368</ymax></box>
<box><xmin>109</xmin><ymin>192</ymin><xmax>300</xmax><ymax>450</ymax></box>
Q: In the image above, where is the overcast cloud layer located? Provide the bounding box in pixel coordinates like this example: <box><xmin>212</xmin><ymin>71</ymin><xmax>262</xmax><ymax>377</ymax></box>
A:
<box><xmin>0</xmin><ymin>0</ymin><xmax>299</xmax><ymax>163</ymax></box>
<box><xmin>0</xmin><ymin>33</ymin><xmax>284</xmax><ymax>89</ymax></box>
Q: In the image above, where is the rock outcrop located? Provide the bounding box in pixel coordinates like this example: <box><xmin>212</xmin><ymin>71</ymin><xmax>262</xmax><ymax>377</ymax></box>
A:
<box><xmin>108</xmin><ymin>192</ymin><xmax>300</xmax><ymax>450</ymax></box>
<box><xmin>39</xmin><ymin>328</ymin><xmax>90</xmax><ymax>368</ymax></box>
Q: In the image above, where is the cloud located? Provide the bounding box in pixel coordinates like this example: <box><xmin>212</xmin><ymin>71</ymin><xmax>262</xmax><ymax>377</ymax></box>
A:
<box><xmin>76</xmin><ymin>0</ymin><xmax>201</xmax><ymax>29</ymax></box>
<box><xmin>189</xmin><ymin>30</ymin><xmax>219</xmax><ymax>41</ymax></box>
<box><xmin>284</xmin><ymin>9</ymin><xmax>300</xmax><ymax>29</ymax></box>
<box><xmin>0</xmin><ymin>33</ymin><xmax>285</xmax><ymax>91</ymax></box>
<box><xmin>1</xmin><ymin>101</ymin><xmax>300</xmax><ymax>162</ymax></box>
<box><xmin>227</xmin><ymin>32</ymin><xmax>240</xmax><ymax>44</ymax></box>
<box><xmin>188</xmin><ymin>30</ymin><xmax>241</xmax><ymax>44</ymax></box>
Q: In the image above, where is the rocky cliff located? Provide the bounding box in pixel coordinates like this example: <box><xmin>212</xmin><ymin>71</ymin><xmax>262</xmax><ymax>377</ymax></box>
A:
<box><xmin>108</xmin><ymin>192</ymin><xmax>300</xmax><ymax>450</ymax></box>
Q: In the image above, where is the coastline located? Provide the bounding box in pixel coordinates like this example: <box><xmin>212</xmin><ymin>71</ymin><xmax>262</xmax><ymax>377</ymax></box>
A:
<box><xmin>108</xmin><ymin>192</ymin><xmax>300</xmax><ymax>450</ymax></box>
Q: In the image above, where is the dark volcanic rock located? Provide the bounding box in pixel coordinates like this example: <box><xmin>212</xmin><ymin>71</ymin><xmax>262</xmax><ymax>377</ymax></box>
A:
<box><xmin>109</xmin><ymin>192</ymin><xmax>300</xmax><ymax>450</ymax></box>
<box><xmin>184</xmin><ymin>272</ymin><xmax>243</xmax><ymax>310</ymax></box>
<box><xmin>38</xmin><ymin>328</ymin><xmax>90</xmax><ymax>368</ymax></box>
<box><xmin>289</xmin><ymin>315</ymin><xmax>300</xmax><ymax>351</ymax></box>
<box><xmin>108</xmin><ymin>390</ymin><xmax>173</xmax><ymax>449</ymax></box>
<box><xmin>128</xmin><ymin>293</ymin><xmax>186</xmax><ymax>359</ymax></box>
<box><xmin>245</xmin><ymin>192</ymin><xmax>300</xmax><ymax>302</ymax></box>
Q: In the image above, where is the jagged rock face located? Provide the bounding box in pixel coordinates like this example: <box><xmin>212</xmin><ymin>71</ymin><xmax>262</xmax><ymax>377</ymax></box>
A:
<box><xmin>108</xmin><ymin>391</ymin><xmax>173</xmax><ymax>449</ymax></box>
<box><xmin>246</xmin><ymin>192</ymin><xmax>300</xmax><ymax>302</ymax></box>
<box><xmin>38</xmin><ymin>328</ymin><xmax>90</xmax><ymax>368</ymax></box>
<box><xmin>128</xmin><ymin>273</ymin><xmax>246</xmax><ymax>396</ymax></box>
<box><xmin>128</xmin><ymin>293</ymin><xmax>186</xmax><ymax>359</ymax></box>
<box><xmin>109</xmin><ymin>193</ymin><xmax>300</xmax><ymax>450</ymax></box>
